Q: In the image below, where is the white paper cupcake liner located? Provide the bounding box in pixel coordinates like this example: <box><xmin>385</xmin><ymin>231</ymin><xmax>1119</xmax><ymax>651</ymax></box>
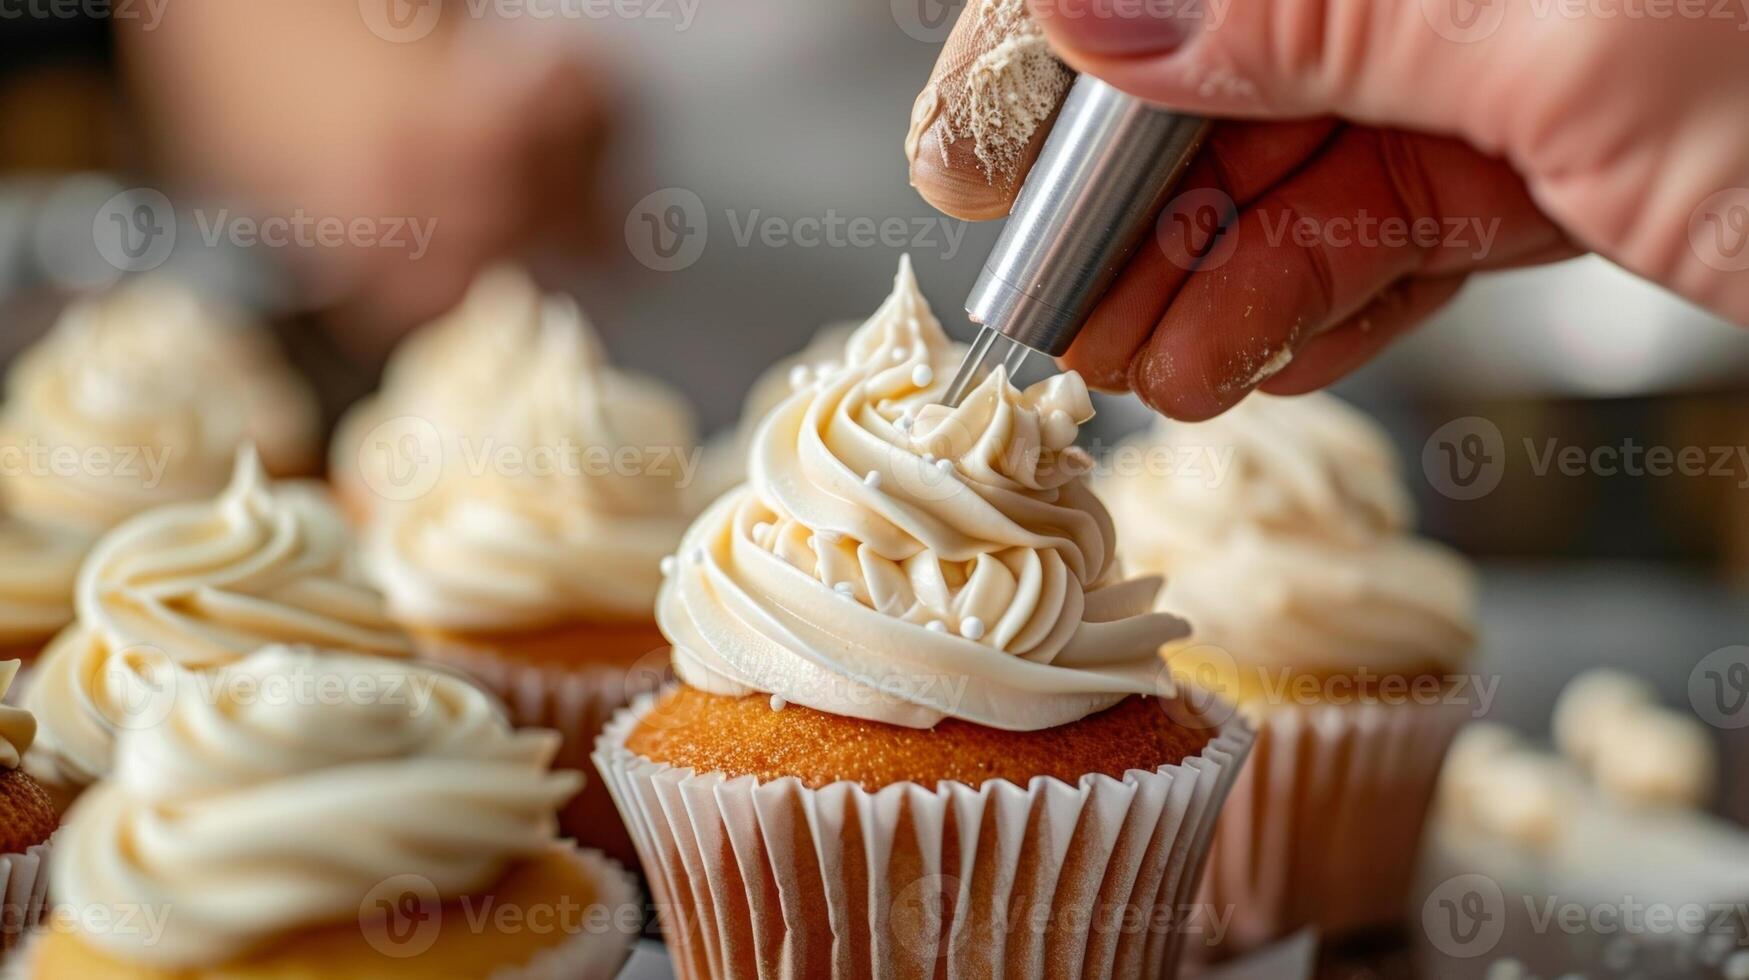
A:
<box><xmin>1198</xmin><ymin>695</ymin><xmax>1470</xmax><ymax>952</ymax></box>
<box><xmin>0</xmin><ymin>838</ymin><xmax>52</xmax><ymax>958</ymax></box>
<box><xmin>422</xmin><ymin>641</ymin><xmax>667</xmax><ymax>866</ymax></box>
<box><xmin>594</xmin><ymin>690</ymin><xmax>1253</xmax><ymax>980</ymax></box>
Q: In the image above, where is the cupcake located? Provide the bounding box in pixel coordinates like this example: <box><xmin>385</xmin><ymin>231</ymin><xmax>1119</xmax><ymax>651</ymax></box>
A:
<box><xmin>366</xmin><ymin>295</ymin><xmax>696</xmax><ymax>864</ymax></box>
<box><xmin>0</xmin><ymin>660</ymin><xmax>58</xmax><ymax>955</ymax></box>
<box><xmin>0</xmin><ymin>512</ymin><xmax>85</xmax><ymax>667</ymax></box>
<box><xmin>595</xmin><ymin>257</ymin><xmax>1251</xmax><ymax>979</ymax></box>
<box><xmin>23</xmin><ymin>448</ymin><xmax>410</xmax><ymax>802</ymax></box>
<box><xmin>20</xmin><ymin>647</ymin><xmax>639</xmax><ymax>979</ymax></box>
<box><xmin>329</xmin><ymin>266</ymin><xmax>547</xmax><ymax>523</ymax></box>
<box><xmin>0</xmin><ymin>277</ymin><xmax>319</xmax><ymax>535</ymax></box>
<box><xmin>1098</xmin><ymin>392</ymin><xmax>1479</xmax><ymax>951</ymax></box>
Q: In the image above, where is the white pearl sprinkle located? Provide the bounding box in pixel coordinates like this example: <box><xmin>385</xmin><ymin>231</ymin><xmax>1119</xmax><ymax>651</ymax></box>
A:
<box><xmin>912</xmin><ymin>365</ymin><xmax>934</xmax><ymax>387</ymax></box>
<box><xmin>833</xmin><ymin>581</ymin><xmax>856</xmax><ymax>598</ymax></box>
<box><xmin>659</xmin><ymin>555</ymin><xmax>676</xmax><ymax>576</ymax></box>
<box><xmin>689</xmin><ymin>548</ymin><xmax>706</xmax><ymax>565</ymax></box>
<box><xmin>960</xmin><ymin>617</ymin><xmax>986</xmax><ymax>640</ymax></box>
<box><xmin>925</xmin><ymin>620</ymin><xmax>947</xmax><ymax>633</ymax></box>
<box><xmin>894</xmin><ymin>414</ymin><xmax>913</xmax><ymax>433</ymax></box>
<box><xmin>935</xmin><ymin>458</ymin><xmax>954</xmax><ymax>474</ymax></box>
<box><xmin>787</xmin><ymin>365</ymin><xmax>811</xmax><ymax>389</ymax></box>
<box><xmin>863</xmin><ymin>470</ymin><xmax>882</xmax><ymax>488</ymax></box>
<box><xmin>891</xmin><ymin>348</ymin><xmax>907</xmax><ymax>362</ymax></box>
<box><xmin>769</xmin><ymin>695</ymin><xmax>787</xmax><ymax>711</ymax></box>
<box><xmin>922</xmin><ymin>453</ymin><xmax>936</xmax><ymax>464</ymax></box>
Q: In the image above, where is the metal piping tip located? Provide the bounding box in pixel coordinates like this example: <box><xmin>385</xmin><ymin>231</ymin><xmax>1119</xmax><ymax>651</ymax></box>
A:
<box><xmin>941</xmin><ymin>325</ymin><xmax>1031</xmax><ymax>407</ymax></box>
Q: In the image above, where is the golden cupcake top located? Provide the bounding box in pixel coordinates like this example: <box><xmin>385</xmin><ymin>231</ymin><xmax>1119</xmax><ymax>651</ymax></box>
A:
<box><xmin>366</xmin><ymin>295</ymin><xmax>697</xmax><ymax>631</ymax></box>
<box><xmin>659</xmin><ymin>257</ymin><xmax>1188</xmax><ymax>731</ymax></box>
<box><xmin>51</xmin><ymin>647</ymin><xmax>578</xmax><ymax>970</ymax></box>
<box><xmin>1099</xmin><ymin>392</ymin><xmax>1477</xmax><ymax>679</ymax></box>
<box><xmin>0</xmin><ymin>278</ymin><xmax>318</xmax><ymax>533</ymax></box>
<box><xmin>25</xmin><ymin>448</ymin><xmax>411</xmax><ymax>786</ymax></box>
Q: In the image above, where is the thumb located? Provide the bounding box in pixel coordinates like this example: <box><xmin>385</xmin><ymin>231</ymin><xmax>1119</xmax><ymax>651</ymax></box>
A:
<box><xmin>1028</xmin><ymin>0</ymin><xmax>1532</xmax><ymax>152</ymax></box>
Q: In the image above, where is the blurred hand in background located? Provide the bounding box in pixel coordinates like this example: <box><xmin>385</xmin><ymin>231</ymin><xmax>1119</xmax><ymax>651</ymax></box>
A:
<box><xmin>116</xmin><ymin>1</ymin><xmax>611</xmax><ymax>350</ymax></box>
<box><xmin>911</xmin><ymin>0</ymin><xmax>1749</xmax><ymax>420</ymax></box>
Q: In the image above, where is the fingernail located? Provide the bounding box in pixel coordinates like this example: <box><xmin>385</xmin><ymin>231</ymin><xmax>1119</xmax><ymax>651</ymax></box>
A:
<box><xmin>1031</xmin><ymin>0</ymin><xmax>1198</xmax><ymax>57</ymax></box>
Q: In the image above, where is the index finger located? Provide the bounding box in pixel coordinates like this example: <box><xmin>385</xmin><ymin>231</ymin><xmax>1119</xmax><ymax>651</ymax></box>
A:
<box><xmin>906</xmin><ymin>1</ymin><xmax>1072</xmax><ymax>221</ymax></box>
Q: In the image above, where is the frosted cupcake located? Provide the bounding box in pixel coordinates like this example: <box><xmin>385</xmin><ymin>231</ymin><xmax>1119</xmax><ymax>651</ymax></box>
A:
<box><xmin>367</xmin><ymin>297</ymin><xmax>696</xmax><ymax>864</ymax></box>
<box><xmin>21</xmin><ymin>647</ymin><xmax>638</xmax><ymax>979</ymax></box>
<box><xmin>1098</xmin><ymin>392</ymin><xmax>1478</xmax><ymax>950</ymax></box>
<box><xmin>595</xmin><ymin>258</ymin><xmax>1251</xmax><ymax>979</ymax></box>
<box><xmin>329</xmin><ymin>266</ymin><xmax>546</xmax><ymax>523</ymax></box>
<box><xmin>23</xmin><ymin>449</ymin><xmax>410</xmax><ymax>801</ymax></box>
<box><xmin>0</xmin><ymin>661</ymin><xmax>58</xmax><ymax>956</ymax></box>
<box><xmin>0</xmin><ymin>512</ymin><xmax>85</xmax><ymax>666</ymax></box>
<box><xmin>0</xmin><ymin>278</ymin><xmax>319</xmax><ymax>534</ymax></box>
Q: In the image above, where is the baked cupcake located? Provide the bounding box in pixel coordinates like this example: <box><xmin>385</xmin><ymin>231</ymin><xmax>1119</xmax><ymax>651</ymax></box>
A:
<box><xmin>366</xmin><ymin>295</ymin><xmax>696</xmax><ymax>864</ymax></box>
<box><xmin>329</xmin><ymin>266</ymin><xmax>547</xmax><ymax>523</ymax></box>
<box><xmin>23</xmin><ymin>448</ymin><xmax>410</xmax><ymax>802</ymax></box>
<box><xmin>0</xmin><ymin>512</ymin><xmax>85</xmax><ymax>667</ymax></box>
<box><xmin>1098</xmin><ymin>392</ymin><xmax>1478</xmax><ymax>951</ymax></box>
<box><xmin>0</xmin><ymin>277</ymin><xmax>318</xmax><ymax>534</ymax></box>
<box><xmin>21</xmin><ymin>646</ymin><xmax>638</xmax><ymax>979</ymax></box>
<box><xmin>595</xmin><ymin>257</ymin><xmax>1251</xmax><ymax>979</ymax></box>
<box><xmin>0</xmin><ymin>660</ymin><xmax>58</xmax><ymax>956</ymax></box>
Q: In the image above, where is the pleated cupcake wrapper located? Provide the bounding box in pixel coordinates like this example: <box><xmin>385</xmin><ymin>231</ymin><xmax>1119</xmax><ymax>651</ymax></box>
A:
<box><xmin>594</xmin><ymin>691</ymin><xmax>1254</xmax><ymax>980</ymax></box>
<box><xmin>1198</xmin><ymin>695</ymin><xmax>1471</xmax><ymax>953</ymax></box>
<box><xmin>0</xmin><ymin>838</ymin><xmax>52</xmax><ymax>958</ymax></box>
<box><xmin>9</xmin><ymin>844</ymin><xmax>636</xmax><ymax>980</ymax></box>
<box><xmin>419</xmin><ymin>639</ymin><xmax>666</xmax><ymax>865</ymax></box>
<box><xmin>492</xmin><ymin>846</ymin><xmax>643</xmax><ymax>980</ymax></box>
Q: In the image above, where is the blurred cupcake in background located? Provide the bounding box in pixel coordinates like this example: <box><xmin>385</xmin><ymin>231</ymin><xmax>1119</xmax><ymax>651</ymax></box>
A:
<box><xmin>23</xmin><ymin>448</ymin><xmax>410</xmax><ymax>805</ymax></box>
<box><xmin>329</xmin><ymin>266</ymin><xmax>547</xmax><ymax>524</ymax></box>
<box><xmin>685</xmin><ymin>321</ymin><xmax>854</xmax><ymax>514</ymax></box>
<box><xmin>1098</xmin><ymin>391</ymin><xmax>1479</xmax><ymax>952</ymax></box>
<box><xmin>0</xmin><ymin>278</ymin><xmax>319</xmax><ymax>536</ymax></box>
<box><xmin>596</xmin><ymin>258</ymin><xmax>1251</xmax><ymax>979</ymax></box>
<box><xmin>366</xmin><ymin>296</ymin><xmax>696</xmax><ymax>866</ymax></box>
<box><xmin>21</xmin><ymin>648</ymin><xmax>638</xmax><ymax>979</ymax></box>
<box><xmin>0</xmin><ymin>660</ymin><xmax>60</xmax><ymax>959</ymax></box>
<box><xmin>0</xmin><ymin>510</ymin><xmax>85</xmax><ymax>666</ymax></box>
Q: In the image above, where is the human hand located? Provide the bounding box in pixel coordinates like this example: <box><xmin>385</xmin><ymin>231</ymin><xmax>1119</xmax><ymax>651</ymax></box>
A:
<box><xmin>908</xmin><ymin>0</ymin><xmax>1749</xmax><ymax>419</ymax></box>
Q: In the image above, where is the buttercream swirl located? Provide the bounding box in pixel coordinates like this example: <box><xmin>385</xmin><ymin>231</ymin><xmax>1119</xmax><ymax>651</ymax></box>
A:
<box><xmin>660</xmin><ymin>257</ymin><xmax>1187</xmax><ymax>731</ymax></box>
<box><xmin>25</xmin><ymin>448</ymin><xmax>411</xmax><ymax>786</ymax></box>
<box><xmin>0</xmin><ymin>278</ymin><xmax>318</xmax><ymax>532</ymax></box>
<box><xmin>1099</xmin><ymin>392</ymin><xmax>1476</xmax><ymax>676</ymax></box>
<box><xmin>53</xmin><ymin>647</ymin><xmax>578</xmax><ymax>968</ymax></box>
<box><xmin>0</xmin><ymin>513</ymin><xmax>87</xmax><ymax>647</ymax></box>
<box><xmin>0</xmin><ymin>660</ymin><xmax>36</xmax><ymax>768</ymax></box>
<box><xmin>367</xmin><ymin>298</ymin><xmax>697</xmax><ymax>630</ymax></box>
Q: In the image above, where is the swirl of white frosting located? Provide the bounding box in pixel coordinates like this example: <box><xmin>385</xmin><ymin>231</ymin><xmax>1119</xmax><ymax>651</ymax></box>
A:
<box><xmin>367</xmin><ymin>298</ymin><xmax>696</xmax><ymax>630</ymax></box>
<box><xmin>0</xmin><ymin>514</ymin><xmax>87</xmax><ymax>647</ymax></box>
<box><xmin>0</xmin><ymin>661</ymin><xmax>36</xmax><ymax>768</ymax></box>
<box><xmin>661</xmin><ymin>257</ymin><xmax>1187</xmax><ymax>731</ymax></box>
<box><xmin>0</xmin><ymin>278</ymin><xmax>318</xmax><ymax>532</ymax></box>
<box><xmin>1099</xmin><ymin>392</ymin><xmax>1476</xmax><ymax>676</ymax></box>
<box><xmin>53</xmin><ymin>647</ymin><xmax>578</xmax><ymax>968</ymax></box>
<box><xmin>26</xmin><ymin>449</ymin><xmax>411</xmax><ymax>785</ymax></box>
